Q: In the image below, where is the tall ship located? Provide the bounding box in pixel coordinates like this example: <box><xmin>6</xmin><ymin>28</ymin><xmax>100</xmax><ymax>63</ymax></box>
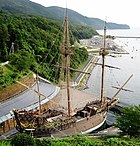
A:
<box><xmin>13</xmin><ymin>11</ymin><xmax>132</xmax><ymax>138</ymax></box>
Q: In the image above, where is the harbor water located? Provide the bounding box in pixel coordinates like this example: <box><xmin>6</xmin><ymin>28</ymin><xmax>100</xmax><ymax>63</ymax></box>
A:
<box><xmin>85</xmin><ymin>28</ymin><xmax>140</xmax><ymax>106</ymax></box>
<box><xmin>84</xmin><ymin>28</ymin><xmax>140</xmax><ymax>128</ymax></box>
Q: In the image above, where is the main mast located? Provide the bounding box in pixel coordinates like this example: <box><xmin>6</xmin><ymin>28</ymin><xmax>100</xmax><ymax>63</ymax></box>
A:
<box><xmin>64</xmin><ymin>11</ymin><xmax>71</xmax><ymax>117</ymax></box>
<box><xmin>100</xmin><ymin>21</ymin><xmax>107</xmax><ymax>104</ymax></box>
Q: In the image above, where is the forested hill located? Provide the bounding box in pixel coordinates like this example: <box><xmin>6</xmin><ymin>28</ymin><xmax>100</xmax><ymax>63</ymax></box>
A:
<box><xmin>45</xmin><ymin>7</ymin><xmax>130</xmax><ymax>29</ymax></box>
<box><xmin>0</xmin><ymin>11</ymin><xmax>91</xmax><ymax>91</ymax></box>
<box><xmin>0</xmin><ymin>0</ymin><xmax>130</xmax><ymax>29</ymax></box>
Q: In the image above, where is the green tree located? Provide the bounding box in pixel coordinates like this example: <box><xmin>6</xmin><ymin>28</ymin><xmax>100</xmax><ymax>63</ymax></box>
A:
<box><xmin>0</xmin><ymin>24</ymin><xmax>9</xmax><ymax>60</ymax></box>
<box><xmin>71</xmin><ymin>25</ymin><xmax>98</xmax><ymax>39</ymax></box>
<box><xmin>0</xmin><ymin>11</ymin><xmax>90</xmax><ymax>88</ymax></box>
<box><xmin>116</xmin><ymin>105</ymin><xmax>140</xmax><ymax>137</ymax></box>
<box><xmin>10</xmin><ymin>49</ymin><xmax>36</xmax><ymax>71</ymax></box>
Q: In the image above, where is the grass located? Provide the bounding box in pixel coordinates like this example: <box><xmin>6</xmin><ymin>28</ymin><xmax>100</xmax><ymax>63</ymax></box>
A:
<box><xmin>0</xmin><ymin>71</ymin><xmax>35</xmax><ymax>102</ymax></box>
<box><xmin>0</xmin><ymin>141</ymin><xmax>11</xmax><ymax>146</ymax></box>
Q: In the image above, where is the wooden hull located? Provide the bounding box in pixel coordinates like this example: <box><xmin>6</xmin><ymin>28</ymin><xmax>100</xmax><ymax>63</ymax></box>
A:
<box><xmin>23</xmin><ymin>111</ymin><xmax>107</xmax><ymax>138</ymax></box>
<box><xmin>13</xmin><ymin>96</ymin><xmax>118</xmax><ymax>138</ymax></box>
<box><xmin>52</xmin><ymin>112</ymin><xmax>107</xmax><ymax>138</ymax></box>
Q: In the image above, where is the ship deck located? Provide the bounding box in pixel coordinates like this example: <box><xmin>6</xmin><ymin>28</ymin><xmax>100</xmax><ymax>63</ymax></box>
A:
<box><xmin>53</xmin><ymin>88</ymin><xmax>99</xmax><ymax>115</ymax></box>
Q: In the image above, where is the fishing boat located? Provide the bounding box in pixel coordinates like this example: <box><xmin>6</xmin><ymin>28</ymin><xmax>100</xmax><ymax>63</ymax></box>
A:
<box><xmin>13</xmin><ymin>11</ymin><xmax>132</xmax><ymax>138</ymax></box>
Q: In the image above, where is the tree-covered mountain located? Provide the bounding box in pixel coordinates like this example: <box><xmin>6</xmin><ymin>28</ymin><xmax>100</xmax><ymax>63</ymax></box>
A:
<box><xmin>0</xmin><ymin>11</ymin><xmax>90</xmax><ymax>91</ymax></box>
<box><xmin>0</xmin><ymin>0</ymin><xmax>130</xmax><ymax>29</ymax></box>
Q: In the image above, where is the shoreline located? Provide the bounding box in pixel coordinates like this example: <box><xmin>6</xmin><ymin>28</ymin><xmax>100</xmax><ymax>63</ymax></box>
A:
<box><xmin>72</xmin><ymin>54</ymin><xmax>97</xmax><ymax>88</ymax></box>
<box><xmin>73</xmin><ymin>36</ymin><xmax>128</xmax><ymax>89</ymax></box>
<box><xmin>80</xmin><ymin>36</ymin><xmax>129</xmax><ymax>54</ymax></box>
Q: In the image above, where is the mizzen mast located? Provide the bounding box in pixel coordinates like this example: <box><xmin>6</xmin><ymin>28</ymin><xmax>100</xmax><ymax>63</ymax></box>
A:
<box><xmin>36</xmin><ymin>74</ymin><xmax>42</xmax><ymax>114</ymax></box>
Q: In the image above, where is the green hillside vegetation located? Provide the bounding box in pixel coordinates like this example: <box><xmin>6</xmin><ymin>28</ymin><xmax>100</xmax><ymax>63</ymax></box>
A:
<box><xmin>0</xmin><ymin>134</ymin><xmax>140</xmax><ymax>146</ymax></box>
<box><xmin>0</xmin><ymin>0</ymin><xmax>130</xmax><ymax>29</ymax></box>
<box><xmin>71</xmin><ymin>25</ymin><xmax>98</xmax><ymax>39</ymax></box>
<box><xmin>0</xmin><ymin>11</ymin><xmax>98</xmax><ymax>91</ymax></box>
<box><xmin>116</xmin><ymin>105</ymin><xmax>140</xmax><ymax>137</ymax></box>
<box><xmin>48</xmin><ymin>7</ymin><xmax>130</xmax><ymax>30</ymax></box>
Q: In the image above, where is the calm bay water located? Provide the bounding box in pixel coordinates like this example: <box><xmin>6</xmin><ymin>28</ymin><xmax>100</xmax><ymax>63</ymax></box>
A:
<box><xmin>85</xmin><ymin>28</ymin><xmax>140</xmax><ymax>106</ymax></box>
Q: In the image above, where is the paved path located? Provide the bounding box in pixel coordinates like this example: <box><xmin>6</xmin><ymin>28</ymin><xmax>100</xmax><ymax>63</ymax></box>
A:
<box><xmin>0</xmin><ymin>80</ymin><xmax>60</xmax><ymax>123</ymax></box>
<box><xmin>89</xmin><ymin>126</ymin><xmax>121</xmax><ymax>137</ymax></box>
<box><xmin>0</xmin><ymin>128</ymin><xmax>18</xmax><ymax>139</ymax></box>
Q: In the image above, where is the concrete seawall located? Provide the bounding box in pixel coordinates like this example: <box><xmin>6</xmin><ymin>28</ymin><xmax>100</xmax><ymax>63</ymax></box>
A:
<box><xmin>72</xmin><ymin>55</ymin><xmax>98</xmax><ymax>88</ymax></box>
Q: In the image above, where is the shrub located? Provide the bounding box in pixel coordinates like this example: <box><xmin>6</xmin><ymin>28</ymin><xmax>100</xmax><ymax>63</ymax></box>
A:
<box><xmin>10</xmin><ymin>133</ymin><xmax>34</xmax><ymax>146</ymax></box>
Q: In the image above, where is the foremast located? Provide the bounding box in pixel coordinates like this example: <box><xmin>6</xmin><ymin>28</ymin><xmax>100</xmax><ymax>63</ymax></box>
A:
<box><xmin>99</xmin><ymin>22</ymin><xmax>133</xmax><ymax>106</ymax></box>
<box><xmin>100</xmin><ymin>21</ymin><xmax>108</xmax><ymax>105</ymax></box>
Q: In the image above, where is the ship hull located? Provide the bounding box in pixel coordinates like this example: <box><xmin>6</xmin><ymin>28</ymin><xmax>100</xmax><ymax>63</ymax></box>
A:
<box><xmin>52</xmin><ymin>112</ymin><xmax>107</xmax><ymax>138</ymax></box>
<box><xmin>13</xmin><ymin>96</ymin><xmax>119</xmax><ymax>138</ymax></box>
<box><xmin>23</xmin><ymin>111</ymin><xmax>107</xmax><ymax>138</ymax></box>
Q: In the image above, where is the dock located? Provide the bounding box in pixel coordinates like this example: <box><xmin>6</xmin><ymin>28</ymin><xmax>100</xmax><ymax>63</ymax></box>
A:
<box><xmin>113</xmin><ymin>36</ymin><xmax>140</xmax><ymax>39</ymax></box>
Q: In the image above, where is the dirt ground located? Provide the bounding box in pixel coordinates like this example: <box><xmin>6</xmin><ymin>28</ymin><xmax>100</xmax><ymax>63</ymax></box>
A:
<box><xmin>0</xmin><ymin>75</ymin><xmax>35</xmax><ymax>102</ymax></box>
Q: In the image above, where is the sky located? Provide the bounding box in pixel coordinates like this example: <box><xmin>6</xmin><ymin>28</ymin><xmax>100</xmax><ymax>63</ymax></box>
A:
<box><xmin>30</xmin><ymin>0</ymin><xmax>140</xmax><ymax>28</ymax></box>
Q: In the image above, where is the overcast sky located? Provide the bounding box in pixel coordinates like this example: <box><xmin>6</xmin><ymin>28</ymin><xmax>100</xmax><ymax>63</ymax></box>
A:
<box><xmin>31</xmin><ymin>0</ymin><xmax>140</xmax><ymax>28</ymax></box>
